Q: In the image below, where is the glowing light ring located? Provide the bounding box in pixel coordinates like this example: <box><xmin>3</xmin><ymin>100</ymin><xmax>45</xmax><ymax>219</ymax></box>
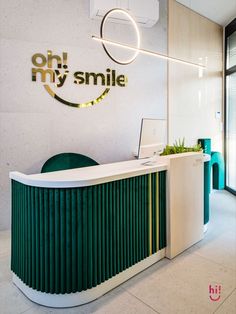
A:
<box><xmin>100</xmin><ymin>8</ymin><xmax>140</xmax><ymax>65</ymax></box>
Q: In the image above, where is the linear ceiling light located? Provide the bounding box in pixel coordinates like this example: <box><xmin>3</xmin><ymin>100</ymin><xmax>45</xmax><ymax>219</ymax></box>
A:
<box><xmin>92</xmin><ymin>36</ymin><xmax>205</xmax><ymax>69</ymax></box>
<box><xmin>92</xmin><ymin>8</ymin><xmax>205</xmax><ymax>69</ymax></box>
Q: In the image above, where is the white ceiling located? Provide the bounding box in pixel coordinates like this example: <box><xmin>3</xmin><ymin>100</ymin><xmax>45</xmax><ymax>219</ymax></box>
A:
<box><xmin>176</xmin><ymin>0</ymin><xmax>236</xmax><ymax>26</ymax></box>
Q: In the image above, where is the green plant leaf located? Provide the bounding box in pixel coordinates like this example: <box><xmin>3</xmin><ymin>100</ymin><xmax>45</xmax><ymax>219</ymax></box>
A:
<box><xmin>160</xmin><ymin>138</ymin><xmax>202</xmax><ymax>156</ymax></box>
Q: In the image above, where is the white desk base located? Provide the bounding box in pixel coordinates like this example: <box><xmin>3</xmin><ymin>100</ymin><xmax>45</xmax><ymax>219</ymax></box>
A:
<box><xmin>13</xmin><ymin>249</ymin><xmax>166</xmax><ymax>308</ymax></box>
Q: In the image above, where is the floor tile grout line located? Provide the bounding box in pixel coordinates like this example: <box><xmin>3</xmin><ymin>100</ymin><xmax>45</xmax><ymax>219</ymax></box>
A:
<box><xmin>122</xmin><ymin>287</ymin><xmax>160</xmax><ymax>314</ymax></box>
<box><xmin>19</xmin><ymin>307</ymin><xmax>35</xmax><ymax>314</ymax></box>
<box><xmin>190</xmin><ymin>250</ymin><xmax>236</xmax><ymax>272</ymax></box>
<box><xmin>213</xmin><ymin>287</ymin><xmax>236</xmax><ymax>314</ymax></box>
<box><xmin>162</xmin><ymin>248</ymin><xmax>235</xmax><ymax>276</ymax></box>
<box><xmin>19</xmin><ymin>307</ymin><xmax>34</xmax><ymax>314</ymax></box>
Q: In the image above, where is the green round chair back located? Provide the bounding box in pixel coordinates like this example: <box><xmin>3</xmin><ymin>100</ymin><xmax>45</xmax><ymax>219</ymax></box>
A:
<box><xmin>41</xmin><ymin>153</ymin><xmax>99</xmax><ymax>173</ymax></box>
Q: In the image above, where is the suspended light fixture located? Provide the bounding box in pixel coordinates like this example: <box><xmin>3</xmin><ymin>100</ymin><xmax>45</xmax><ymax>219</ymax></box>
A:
<box><xmin>92</xmin><ymin>8</ymin><xmax>205</xmax><ymax>69</ymax></box>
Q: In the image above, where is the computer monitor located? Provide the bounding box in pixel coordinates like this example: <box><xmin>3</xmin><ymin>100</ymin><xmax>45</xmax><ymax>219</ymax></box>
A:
<box><xmin>138</xmin><ymin>118</ymin><xmax>167</xmax><ymax>159</ymax></box>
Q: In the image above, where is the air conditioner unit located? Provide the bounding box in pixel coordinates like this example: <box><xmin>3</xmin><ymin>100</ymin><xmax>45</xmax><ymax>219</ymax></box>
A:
<box><xmin>90</xmin><ymin>0</ymin><xmax>159</xmax><ymax>28</ymax></box>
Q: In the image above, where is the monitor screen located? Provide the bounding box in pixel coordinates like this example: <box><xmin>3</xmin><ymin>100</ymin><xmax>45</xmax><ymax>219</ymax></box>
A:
<box><xmin>138</xmin><ymin>118</ymin><xmax>167</xmax><ymax>159</ymax></box>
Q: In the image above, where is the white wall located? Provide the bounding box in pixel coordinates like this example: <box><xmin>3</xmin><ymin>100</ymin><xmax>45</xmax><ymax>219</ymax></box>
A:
<box><xmin>0</xmin><ymin>0</ymin><xmax>167</xmax><ymax>230</ymax></box>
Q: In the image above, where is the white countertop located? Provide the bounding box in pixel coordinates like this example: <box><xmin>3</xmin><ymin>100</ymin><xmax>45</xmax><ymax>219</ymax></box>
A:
<box><xmin>10</xmin><ymin>152</ymin><xmax>206</xmax><ymax>188</ymax></box>
<box><xmin>10</xmin><ymin>158</ymin><xmax>168</xmax><ymax>188</ymax></box>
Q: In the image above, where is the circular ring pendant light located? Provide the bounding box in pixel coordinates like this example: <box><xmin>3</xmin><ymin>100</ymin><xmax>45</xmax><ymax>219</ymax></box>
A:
<box><xmin>100</xmin><ymin>8</ymin><xmax>141</xmax><ymax>65</ymax></box>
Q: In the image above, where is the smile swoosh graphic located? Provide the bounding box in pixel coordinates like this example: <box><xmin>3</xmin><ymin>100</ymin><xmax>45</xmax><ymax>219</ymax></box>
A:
<box><xmin>210</xmin><ymin>295</ymin><xmax>221</xmax><ymax>302</ymax></box>
<box><xmin>44</xmin><ymin>84</ymin><xmax>110</xmax><ymax>108</ymax></box>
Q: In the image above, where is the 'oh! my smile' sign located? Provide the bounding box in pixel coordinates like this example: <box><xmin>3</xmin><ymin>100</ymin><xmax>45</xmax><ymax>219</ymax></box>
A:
<box><xmin>31</xmin><ymin>50</ymin><xmax>128</xmax><ymax>108</ymax></box>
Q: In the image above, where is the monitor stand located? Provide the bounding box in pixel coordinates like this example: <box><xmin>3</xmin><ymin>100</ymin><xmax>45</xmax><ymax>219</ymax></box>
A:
<box><xmin>141</xmin><ymin>152</ymin><xmax>160</xmax><ymax>166</ymax></box>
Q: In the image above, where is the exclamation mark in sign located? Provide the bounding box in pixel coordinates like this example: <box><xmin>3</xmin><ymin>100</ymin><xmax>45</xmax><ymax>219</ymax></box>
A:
<box><xmin>63</xmin><ymin>53</ymin><xmax>68</xmax><ymax>69</ymax></box>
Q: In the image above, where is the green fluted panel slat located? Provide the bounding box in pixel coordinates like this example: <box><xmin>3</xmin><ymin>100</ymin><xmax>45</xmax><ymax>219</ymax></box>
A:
<box><xmin>141</xmin><ymin>176</ymin><xmax>144</xmax><ymax>259</ymax></box>
<box><xmin>101</xmin><ymin>185</ymin><xmax>105</xmax><ymax>283</ymax></box>
<box><xmin>133</xmin><ymin>177</ymin><xmax>137</xmax><ymax>264</ymax></box>
<box><xmin>49</xmin><ymin>189</ymin><xmax>55</xmax><ymax>293</ymax></box>
<box><xmin>87</xmin><ymin>186</ymin><xmax>93</xmax><ymax>289</ymax></box>
<box><xmin>139</xmin><ymin>176</ymin><xmax>142</xmax><ymax>259</ymax></box>
<box><xmin>18</xmin><ymin>182</ymin><xmax>21</xmax><ymax>279</ymax></box>
<box><xmin>122</xmin><ymin>179</ymin><xmax>127</xmax><ymax>269</ymax></box>
<box><xmin>27</xmin><ymin>185</ymin><xmax>31</xmax><ymax>287</ymax></box>
<box><xmin>35</xmin><ymin>188</ymin><xmax>39</xmax><ymax>290</ymax></box>
<box><xmin>143</xmin><ymin>175</ymin><xmax>148</xmax><ymax>258</ymax></box>
<box><xmin>11</xmin><ymin>181</ymin><xmax>14</xmax><ymax>273</ymax></box>
<box><xmin>92</xmin><ymin>186</ymin><xmax>98</xmax><ymax>286</ymax></box>
<box><xmin>136</xmin><ymin>177</ymin><xmax>139</xmax><ymax>261</ymax></box>
<box><xmin>77</xmin><ymin>188</ymin><xmax>83</xmax><ymax>292</ymax></box>
<box><xmin>31</xmin><ymin>187</ymin><xmax>35</xmax><ymax>289</ymax></box>
<box><xmin>44</xmin><ymin>189</ymin><xmax>49</xmax><ymax>292</ymax></box>
<box><xmin>132</xmin><ymin>177</ymin><xmax>135</xmax><ymax>264</ymax></box>
<box><xmin>112</xmin><ymin>181</ymin><xmax>117</xmax><ymax>276</ymax></box>
<box><xmin>130</xmin><ymin>178</ymin><xmax>134</xmax><ymax>266</ymax></box>
<box><xmin>148</xmin><ymin>174</ymin><xmax>151</xmax><ymax>256</ymax></box>
<box><xmin>105</xmin><ymin>183</ymin><xmax>110</xmax><ymax>280</ymax></box>
<box><xmin>11</xmin><ymin>171</ymin><xmax>166</xmax><ymax>294</ymax></box>
<box><xmin>117</xmin><ymin>180</ymin><xmax>120</xmax><ymax>274</ymax></box>
<box><xmin>71</xmin><ymin>189</ymin><xmax>77</xmax><ymax>292</ymax></box>
<box><xmin>54</xmin><ymin>189</ymin><xmax>60</xmax><ymax>294</ymax></box>
<box><xmin>126</xmin><ymin>179</ymin><xmax>130</xmax><ymax>268</ymax></box>
<box><xmin>39</xmin><ymin>188</ymin><xmax>44</xmax><ymax>291</ymax></box>
<box><xmin>24</xmin><ymin>185</ymin><xmax>27</xmax><ymax>279</ymax></box>
<box><xmin>159</xmin><ymin>171</ymin><xmax>167</xmax><ymax>249</ymax></box>
<box><xmin>119</xmin><ymin>180</ymin><xmax>123</xmax><ymax>273</ymax></box>
<box><xmin>82</xmin><ymin>188</ymin><xmax>88</xmax><ymax>291</ymax></box>
<box><xmin>59</xmin><ymin>189</ymin><xmax>66</xmax><ymax>293</ymax></box>
<box><xmin>152</xmin><ymin>173</ymin><xmax>156</xmax><ymax>254</ymax></box>
<box><xmin>97</xmin><ymin>185</ymin><xmax>102</xmax><ymax>285</ymax></box>
<box><xmin>18</xmin><ymin>183</ymin><xmax>21</xmax><ymax>279</ymax></box>
<box><xmin>109</xmin><ymin>182</ymin><xmax>113</xmax><ymax>275</ymax></box>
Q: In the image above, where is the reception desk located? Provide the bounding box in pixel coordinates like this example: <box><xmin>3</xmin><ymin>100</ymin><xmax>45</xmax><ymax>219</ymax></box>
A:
<box><xmin>10</xmin><ymin>153</ymin><xmax>204</xmax><ymax>307</ymax></box>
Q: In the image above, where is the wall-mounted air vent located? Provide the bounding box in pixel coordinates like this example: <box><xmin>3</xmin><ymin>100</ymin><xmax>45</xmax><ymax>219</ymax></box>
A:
<box><xmin>90</xmin><ymin>0</ymin><xmax>159</xmax><ymax>28</ymax></box>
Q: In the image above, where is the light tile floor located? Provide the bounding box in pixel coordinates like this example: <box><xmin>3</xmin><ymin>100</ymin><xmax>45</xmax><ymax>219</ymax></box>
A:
<box><xmin>0</xmin><ymin>190</ymin><xmax>235</xmax><ymax>314</ymax></box>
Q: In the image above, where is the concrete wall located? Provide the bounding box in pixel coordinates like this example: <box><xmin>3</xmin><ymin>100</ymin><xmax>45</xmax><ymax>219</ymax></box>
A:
<box><xmin>0</xmin><ymin>0</ymin><xmax>167</xmax><ymax>230</ymax></box>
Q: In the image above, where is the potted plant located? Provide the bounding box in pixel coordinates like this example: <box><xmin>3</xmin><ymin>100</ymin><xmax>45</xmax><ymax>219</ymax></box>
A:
<box><xmin>160</xmin><ymin>138</ymin><xmax>202</xmax><ymax>156</ymax></box>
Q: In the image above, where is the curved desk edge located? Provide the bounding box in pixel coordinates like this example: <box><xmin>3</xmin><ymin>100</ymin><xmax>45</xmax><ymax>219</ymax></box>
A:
<box><xmin>9</xmin><ymin>159</ymin><xmax>168</xmax><ymax>188</ymax></box>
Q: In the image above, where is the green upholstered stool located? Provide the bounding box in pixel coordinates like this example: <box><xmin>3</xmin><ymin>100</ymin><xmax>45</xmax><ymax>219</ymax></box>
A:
<box><xmin>41</xmin><ymin>153</ymin><xmax>99</xmax><ymax>173</ymax></box>
<box><xmin>211</xmin><ymin>151</ymin><xmax>225</xmax><ymax>190</ymax></box>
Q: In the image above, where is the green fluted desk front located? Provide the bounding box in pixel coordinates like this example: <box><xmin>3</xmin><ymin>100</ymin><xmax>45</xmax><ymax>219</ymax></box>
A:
<box><xmin>10</xmin><ymin>159</ymin><xmax>167</xmax><ymax>307</ymax></box>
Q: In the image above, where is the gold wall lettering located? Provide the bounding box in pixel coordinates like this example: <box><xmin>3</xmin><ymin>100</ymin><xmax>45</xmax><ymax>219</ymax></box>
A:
<box><xmin>31</xmin><ymin>50</ymin><xmax>128</xmax><ymax>108</ymax></box>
